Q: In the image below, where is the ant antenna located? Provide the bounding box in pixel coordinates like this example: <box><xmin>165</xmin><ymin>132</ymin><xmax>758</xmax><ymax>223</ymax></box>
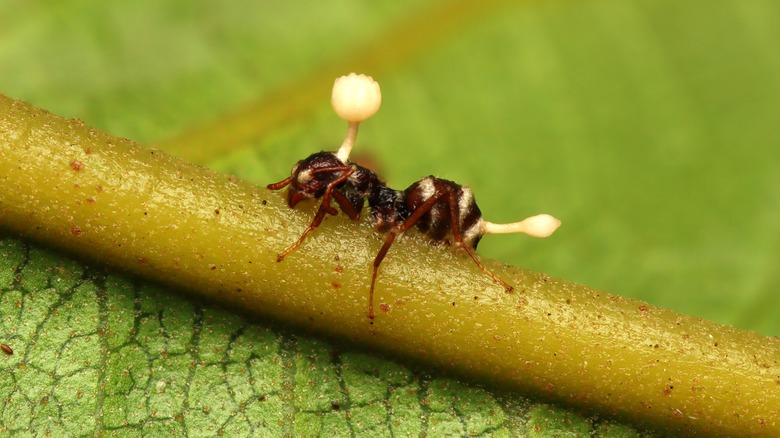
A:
<box><xmin>331</xmin><ymin>73</ymin><xmax>382</xmax><ymax>162</ymax></box>
<box><xmin>482</xmin><ymin>214</ymin><xmax>561</xmax><ymax>238</ymax></box>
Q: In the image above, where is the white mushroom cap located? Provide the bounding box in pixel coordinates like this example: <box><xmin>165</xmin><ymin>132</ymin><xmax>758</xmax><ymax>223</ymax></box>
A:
<box><xmin>331</xmin><ymin>73</ymin><xmax>382</xmax><ymax>123</ymax></box>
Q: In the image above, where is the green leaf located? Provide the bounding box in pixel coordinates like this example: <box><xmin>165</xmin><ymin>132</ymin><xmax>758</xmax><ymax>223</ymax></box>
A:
<box><xmin>2</xmin><ymin>0</ymin><xmax>778</xmax><ymax>435</ymax></box>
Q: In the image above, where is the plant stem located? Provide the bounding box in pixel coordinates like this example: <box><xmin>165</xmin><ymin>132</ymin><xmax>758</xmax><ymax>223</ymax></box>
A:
<box><xmin>1</xmin><ymin>94</ymin><xmax>778</xmax><ymax>436</ymax></box>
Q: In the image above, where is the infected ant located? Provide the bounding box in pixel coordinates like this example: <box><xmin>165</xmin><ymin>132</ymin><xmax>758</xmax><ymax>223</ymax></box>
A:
<box><xmin>268</xmin><ymin>74</ymin><xmax>560</xmax><ymax>319</ymax></box>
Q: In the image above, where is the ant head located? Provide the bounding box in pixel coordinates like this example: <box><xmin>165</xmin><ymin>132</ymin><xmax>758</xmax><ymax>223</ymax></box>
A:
<box><xmin>286</xmin><ymin>152</ymin><xmax>345</xmax><ymax>208</ymax></box>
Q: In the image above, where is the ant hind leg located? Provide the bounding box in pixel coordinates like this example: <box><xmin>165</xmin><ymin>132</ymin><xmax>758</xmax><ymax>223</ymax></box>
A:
<box><xmin>445</xmin><ymin>190</ymin><xmax>513</xmax><ymax>291</ymax></box>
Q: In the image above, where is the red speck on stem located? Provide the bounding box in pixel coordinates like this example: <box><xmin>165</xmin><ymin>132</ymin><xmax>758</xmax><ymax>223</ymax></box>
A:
<box><xmin>70</xmin><ymin>160</ymin><xmax>84</xmax><ymax>171</ymax></box>
<box><xmin>1</xmin><ymin>344</ymin><xmax>12</xmax><ymax>355</ymax></box>
<box><xmin>70</xmin><ymin>226</ymin><xmax>82</xmax><ymax>237</ymax></box>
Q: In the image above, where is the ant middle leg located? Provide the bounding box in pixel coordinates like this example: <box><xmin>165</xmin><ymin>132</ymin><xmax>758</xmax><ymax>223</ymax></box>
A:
<box><xmin>369</xmin><ymin>231</ymin><xmax>398</xmax><ymax>320</ymax></box>
<box><xmin>368</xmin><ymin>190</ymin><xmax>448</xmax><ymax>319</ymax></box>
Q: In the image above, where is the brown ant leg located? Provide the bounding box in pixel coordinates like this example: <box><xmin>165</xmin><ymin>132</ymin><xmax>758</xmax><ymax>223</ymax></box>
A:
<box><xmin>266</xmin><ymin>176</ymin><xmax>293</xmax><ymax>190</ymax></box>
<box><xmin>369</xmin><ymin>231</ymin><xmax>397</xmax><ymax>319</ymax></box>
<box><xmin>276</xmin><ymin>167</ymin><xmax>355</xmax><ymax>261</ymax></box>
<box><xmin>309</xmin><ymin>166</ymin><xmax>354</xmax><ymax>215</ymax></box>
<box><xmin>277</xmin><ymin>203</ymin><xmax>329</xmax><ymax>262</ymax></box>
<box><xmin>445</xmin><ymin>191</ymin><xmax>513</xmax><ymax>292</ymax></box>
<box><xmin>332</xmin><ymin>191</ymin><xmax>361</xmax><ymax>220</ymax></box>
<box><xmin>368</xmin><ymin>190</ymin><xmax>448</xmax><ymax>319</ymax></box>
<box><xmin>369</xmin><ymin>186</ymin><xmax>512</xmax><ymax>318</ymax></box>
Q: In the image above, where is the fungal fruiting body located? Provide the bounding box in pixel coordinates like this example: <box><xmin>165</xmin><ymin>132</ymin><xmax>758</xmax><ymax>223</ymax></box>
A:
<box><xmin>267</xmin><ymin>73</ymin><xmax>560</xmax><ymax>319</ymax></box>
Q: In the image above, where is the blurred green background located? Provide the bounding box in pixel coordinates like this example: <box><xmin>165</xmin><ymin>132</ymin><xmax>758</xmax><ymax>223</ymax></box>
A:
<box><xmin>2</xmin><ymin>0</ymin><xmax>779</xmax><ymax>337</ymax></box>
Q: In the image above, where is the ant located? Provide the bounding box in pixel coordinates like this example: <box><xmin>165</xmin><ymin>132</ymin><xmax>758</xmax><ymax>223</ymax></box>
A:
<box><xmin>268</xmin><ymin>74</ymin><xmax>560</xmax><ymax>319</ymax></box>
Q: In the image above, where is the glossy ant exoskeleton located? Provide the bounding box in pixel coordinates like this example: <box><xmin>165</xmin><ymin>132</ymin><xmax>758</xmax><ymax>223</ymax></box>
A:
<box><xmin>268</xmin><ymin>74</ymin><xmax>560</xmax><ymax>319</ymax></box>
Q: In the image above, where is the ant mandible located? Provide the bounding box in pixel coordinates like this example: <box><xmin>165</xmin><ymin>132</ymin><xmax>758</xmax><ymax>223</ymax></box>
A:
<box><xmin>267</xmin><ymin>73</ymin><xmax>560</xmax><ymax>319</ymax></box>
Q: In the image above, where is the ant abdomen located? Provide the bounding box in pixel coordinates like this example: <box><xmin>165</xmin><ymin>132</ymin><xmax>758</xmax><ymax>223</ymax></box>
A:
<box><xmin>402</xmin><ymin>177</ymin><xmax>484</xmax><ymax>250</ymax></box>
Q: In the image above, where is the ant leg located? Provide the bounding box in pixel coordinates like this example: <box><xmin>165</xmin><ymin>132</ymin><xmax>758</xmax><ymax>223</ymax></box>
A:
<box><xmin>459</xmin><ymin>243</ymin><xmax>513</xmax><ymax>290</ymax></box>
<box><xmin>369</xmin><ymin>190</ymin><xmax>447</xmax><ymax>319</ymax></box>
<box><xmin>276</xmin><ymin>203</ymin><xmax>329</xmax><ymax>262</ymax></box>
<box><xmin>445</xmin><ymin>191</ymin><xmax>513</xmax><ymax>291</ymax></box>
<box><xmin>311</xmin><ymin>166</ymin><xmax>354</xmax><ymax>216</ymax></box>
<box><xmin>267</xmin><ymin>176</ymin><xmax>293</xmax><ymax>191</ymax></box>
<box><xmin>276</xmin><ymin>167</ymin><xmax>355</xmax><ymax>261</ymax></box>
<box><xmin>312</xmin><ymin>166</ymin><xmax>355</xmax><ymax>216</ymax></box>
<box><xmin>332</xmin><ymin>191</ymin><xmax>361</xmax><ymax>220</ymax></box>
<box><xmin>369</xmin><ymin>230</ymin><xmax>398</xmax><ymax>319</ymax></box>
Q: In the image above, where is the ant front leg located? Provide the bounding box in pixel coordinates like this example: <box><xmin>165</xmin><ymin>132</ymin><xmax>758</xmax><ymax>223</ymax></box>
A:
<box><xmin>275</xmin><ymin>203</ymin><xmax>330</xmax><ymax>262</ymax></box>
<box><xmin>276</xmin><ymin>167</ymin><xmax>355</xmax><ymax>262</ymax></box>
<box><xmin>309</xmin><ymin>166</ymin><xmax>354</xmax><ymax>216</ymax></box>
<box><xmin>445</xmin><ymin>190</ymin><xmax>513</xmax><ymax>292</ymax></box>
<box><xmin>332</xmin><ymin>191</ymin><xmax>361</xmax><ymax>220</ymax></box>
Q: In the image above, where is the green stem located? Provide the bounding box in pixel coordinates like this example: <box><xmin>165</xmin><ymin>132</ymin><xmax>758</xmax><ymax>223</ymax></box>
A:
<box><xmin>1</xmin><ymin>94</ymin><xmax>778</xmax><ymax>436</ymax></box>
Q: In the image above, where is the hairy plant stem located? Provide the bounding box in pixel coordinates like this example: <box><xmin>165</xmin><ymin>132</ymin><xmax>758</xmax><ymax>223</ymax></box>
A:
<box><xmin>1</xmin><ymin>94</ymin><xmax>778</xmax><ymax>436</ymax></box>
